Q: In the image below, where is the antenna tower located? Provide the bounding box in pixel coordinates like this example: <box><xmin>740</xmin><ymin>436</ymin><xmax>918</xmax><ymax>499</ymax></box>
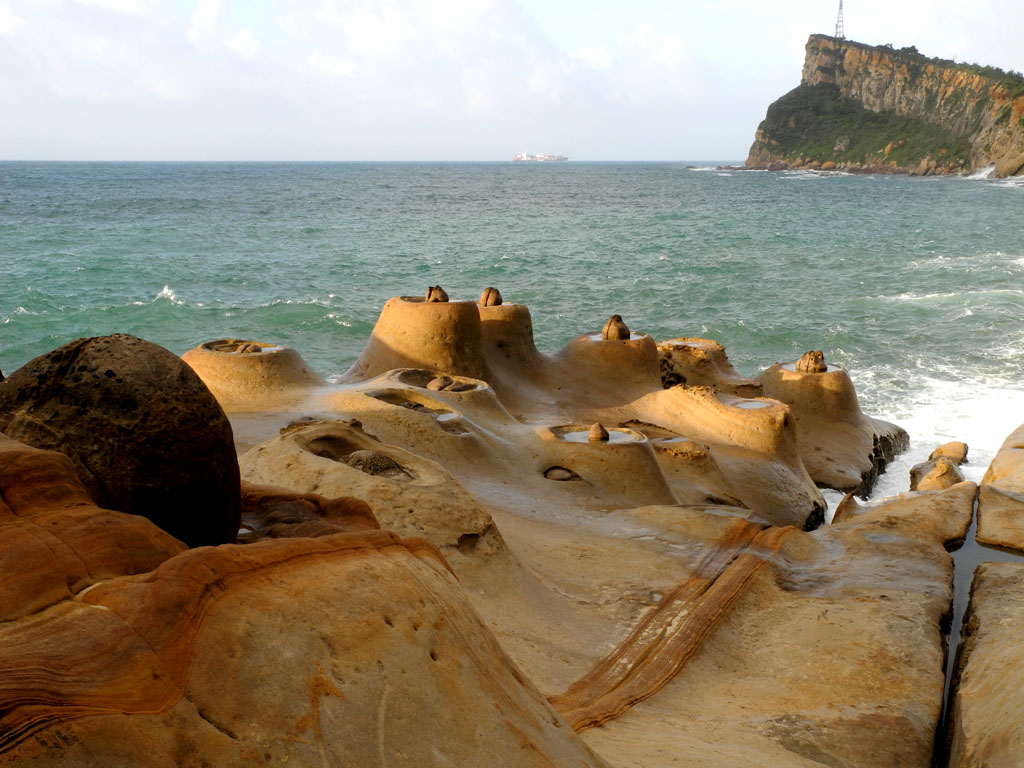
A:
<box><xmin>835</xmin><ymin>0</ymin><xmax>845</xmax><ymax>39</ymax></box>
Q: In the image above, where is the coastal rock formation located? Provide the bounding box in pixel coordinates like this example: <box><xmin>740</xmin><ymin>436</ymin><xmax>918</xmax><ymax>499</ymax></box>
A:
<box><xmin>931</xmin><ymin>441</ymin><xmax>969</xmax><ymax>465</ymax></box>
<box><xmin>948</xmin><ymin>561</ymin><xmax>1024</xmax><ymax>768</ymax></box>
<box><xmin>758</xmin><ymin>359</ymin><xmax>908</xmax><ymax>494</ymax></box>
<box><xmin>182</xmin><ymin>339</ymin><xmax>322</xmax><ymax>412</ymax></box>
<box><xmin>748</xmin><ymin>34</ymin><xmax>1024</xmax><ymax>176</ymax></box>
<box><xmin>0</xmin><ymin>334</ymin><xmax>240</xmax><ymax>547</ymax></box>
<box><xmin>0</xmin><ymin>436</ymin><xmax>186</xmax><ymax>622</ymax></box>
<box><xmin>601</xmin><ymin>314</ymin><xmax>631</xmax><ymax>341</ymax></box>
<box><xmin>976</xmin><ymin>423</ymin><xmax>1024</xmax><ymax>552</ymax></box>
<box><xmin>3</xmin><ymin>295</ymin><xmax>945</xmax><ymax>767</ymax></box>
<box><xmin>0</xmin><ymin>435</ymin><xmax>608</xmax><ymax>768</ymax></box>
<box><xmin>657</xmin><ymin>337</ymin><xmax>763</xmax><ymax>396</ymax></box>
<box><xmin>910</xmin><ymin>457</ymin><xmax>965</xmax><ymax>491</ymax></box>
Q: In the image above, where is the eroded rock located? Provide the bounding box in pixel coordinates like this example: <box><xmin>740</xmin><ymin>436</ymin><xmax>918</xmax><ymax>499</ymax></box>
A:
<box><xmin>480</xmin><ymin>286</ymin><xmax>503</xmax><ymax>306</ymax></box>
<box><xmin>795</xmin><ymin>350</ymin><xmax>827</xmax><ymax>373</ymax></box>
<box><xmin>425</xmin><ymin>285</ymin><xmax>449</xmax><ymax>303</ymax></box>
<box><xmin>601</xmin><ymin>314</ymin><xmax>631</xmax><ymax>341</ymax></box>
<box><xmin>0</xmin><ymin>334</ymin><xmax>240</xmax><ymax>547</ymax></box>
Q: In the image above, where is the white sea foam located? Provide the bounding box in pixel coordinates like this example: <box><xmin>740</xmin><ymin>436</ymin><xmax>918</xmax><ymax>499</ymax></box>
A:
<box><xmin>155</xmin><ymin>285</ymin><xmax>183</xmax><ymax>305</ymax></box>
<box><xmin>967</xmin><ymin>165</ymin><xmax>996</xmax><ymax>180</ymax></box>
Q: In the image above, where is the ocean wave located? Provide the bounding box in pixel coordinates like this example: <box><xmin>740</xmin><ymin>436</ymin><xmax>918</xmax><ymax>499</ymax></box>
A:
<box><xmin>875</xmin><ymin>288</ymin><xmax>1024</xmax><ymax>302</ymax></box>
<box><xmin>966</xmin><ymin>165</ymin><xmax>996</xmax><ymax>180</ymax></box>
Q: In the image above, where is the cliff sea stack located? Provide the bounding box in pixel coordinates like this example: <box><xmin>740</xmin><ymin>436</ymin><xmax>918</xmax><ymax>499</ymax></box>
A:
<box><xmin>747</xmin><ymin>34</ymin><xmax>1024</xmax><ymax>177</ymax></box>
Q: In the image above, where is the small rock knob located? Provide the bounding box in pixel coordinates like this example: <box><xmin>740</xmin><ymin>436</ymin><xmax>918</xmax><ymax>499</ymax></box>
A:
<box><xmin>235</xmin><ymin>342</ymin><xmax>262</xmax><ymax>354</ymax></box>
<box><xmin>426</xmin><ymin>375</ymin><xmax>454</xmax><ymax>391</ymax></box>
<box><xmin>795</xmin><ymin>350</ymin><xmax>826</xmax><ymax>373</ymax></box>
<box><xmin>588</xmin><ymin>423</ymin><xmax>610</xmax><ymax>442</ymax></box>
<box><xmin>425</xmin><ymin>285</ymin><xmax>449</xmax><ymax>303</ymax></box>
<box><xmin>480</xmin><ymin>287</ymin><xmax>503</xmax><ymax>306</ymax></box>
<box><xmin>602</xmin><ymin>315</ymin><xmax>630</xmax><ymax>341</ymax></box>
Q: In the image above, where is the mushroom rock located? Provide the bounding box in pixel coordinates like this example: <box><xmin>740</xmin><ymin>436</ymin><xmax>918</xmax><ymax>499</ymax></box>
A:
<box><xmin>182</xmin><ymin>339</ymin><xmax>323</xmax><ymax>413</ymax></box>
<box><xmin>909</xmin><ymin>456</ymin><xmax>965</xmax><ymax>492</ymax></box>
<box><xmin>425</xmin><ymin>284</ymin><xmax>449</xmax><ymax>303</ymax></box>
<box><xmin>346</xmin><ymin>296</ymin><xmax>491</xmax><ymax>382</ymax></box>
<box><xmin>947</xmin><ymin>562</ymin><xmax>1024</xmax><ymax>768</ymax></box>
<box><xmin>631</xmin><ymin>386</ymin><xmax>823</xmax><ymax>528</ymax></box>
<box><xmin>0</xmin><ymin>435</ymin><xmax>186</xmax><ymax>623</ymax></box>
<box><xmin>479</xmin><ymin>286</ymin><xmax>503</xmax><ymax>306</ymax></box>
<box><xmin>551</xmin><ymin>331</ymin><xmax>662</xmax><ymax>410</ymax></box>
<box><xmin>757</xmin><ymin>359</ymin><xmax>908</xmax><ymax>494</ymax></box>
<box><xmin>477</xmin><ymin>301</ymin><xmax>548</xmax><ymax>397</ymax></box>
<box><xmin>0</xmin><ymin>529</ymin><xmax>609</xmax><ymax>768</ymax></box>
<box><xmin>601</xmin><ymin>314</ymin><xmax>631</xmax><ymax>341</ymax></box>
<box><xmin>588</xmin><ymin>423</ymin><xmax>610</xmax><ymax>442</ymax></box>
<box><xmin>239</xmin><ymin>419</ymin><xmax>500</xmax><ymax>555</ymax></box>
<box><xmin>976</xmin><ymin>423</ymin><xmax>1024</xmax><ymax>553</ymax></box>
<box><xmin>930</xmin><ymin>441</ymin><xmax>969</xmax><ymax>465</ymax></box>
<box><xmin>795</xmin><ymin>350</ymin><xmax>827</xmax><ymax>373</ymax></box>
<box><xmin>657</xmin><ymin>337</ymin><xmax>763</xmax><ymax>397</ymax></box>
<box><xmin>0</xmin><ymin>334</ymin><xmax>241</xmax><ymax>547</ymax></box>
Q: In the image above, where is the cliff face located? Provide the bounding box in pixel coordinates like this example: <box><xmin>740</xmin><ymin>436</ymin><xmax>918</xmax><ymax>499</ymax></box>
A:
<box><xmin>748</xmin><ymin>35</ymin><xmax>1024</xmax><ymax>176</ymax></box>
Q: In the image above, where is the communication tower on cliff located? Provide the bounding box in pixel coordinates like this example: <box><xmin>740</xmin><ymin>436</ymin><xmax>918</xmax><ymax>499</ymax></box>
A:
<box><xmin>835</xmin><ymin>0</ymin><xmax>845</xmax><ymax>39</ymax></box>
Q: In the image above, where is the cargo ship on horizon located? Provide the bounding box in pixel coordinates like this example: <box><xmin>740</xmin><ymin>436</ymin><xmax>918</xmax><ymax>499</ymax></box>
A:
<box><xmin>512</xmin><ymin>152</ymin><xmax>568</xmax><ymax>162</ymax></box>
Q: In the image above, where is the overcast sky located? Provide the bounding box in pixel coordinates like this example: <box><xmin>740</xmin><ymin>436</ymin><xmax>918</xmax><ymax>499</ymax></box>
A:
<box><xmin>1</xmin><ymin>0</ymin><xmax>1021</xmax><ymax>161</ymax></box>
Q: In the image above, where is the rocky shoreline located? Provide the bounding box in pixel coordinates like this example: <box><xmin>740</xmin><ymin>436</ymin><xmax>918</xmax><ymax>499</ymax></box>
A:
<box><xmin>1</xmin><ymin>289</ymin><xmax>1022</xmax><ymax>767</ymax></box>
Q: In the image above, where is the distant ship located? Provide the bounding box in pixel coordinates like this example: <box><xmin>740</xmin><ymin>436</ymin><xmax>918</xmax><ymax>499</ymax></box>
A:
<box><xmin>512</xmin><ymin>152</ymin><xmax>568</xmax><ymax>162</ymax></box>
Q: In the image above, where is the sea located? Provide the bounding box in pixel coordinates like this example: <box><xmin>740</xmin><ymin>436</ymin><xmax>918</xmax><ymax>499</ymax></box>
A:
<box><xmin>2</xmin><ymin>161</ymin><xmax>1022</xmax><ymax>500</ymax></box>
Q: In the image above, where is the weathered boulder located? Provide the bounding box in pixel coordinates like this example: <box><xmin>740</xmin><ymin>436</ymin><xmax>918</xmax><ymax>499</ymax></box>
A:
<box><xmin>948</xmin><ymin>561</ymin><xmax>1024</xmax><ymax>767</ymax></box>
<box><xmin>930</xmin><ymin>441</ymin><xmax>969</xmax><ymax>465</ymax></box>
<box><xmin>0</xmin><ymin>334</ymin><xmax>240</xmax><ymax>547</ymax></box>
<box><xmin>910</xmin><ymin>457</ymin><xmax>965</xmax><ymax>491</ymax></box>
<box><xmin>976</xmin><ymin>423</ymin><xmax>1024</xmax><ymax>552</ymax></box>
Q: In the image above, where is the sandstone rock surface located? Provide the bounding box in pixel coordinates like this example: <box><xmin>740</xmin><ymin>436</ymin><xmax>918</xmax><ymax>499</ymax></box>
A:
<box><xmin>948</xmin><ymin>561</ymin><xmax>1024</xmax><ymax>768</ymax></box>
<box><xmin>976</xmin><ymin>423</ymin><xmax>1024</xmax><ymax>552</ymax></box>
<box><xmin>0</xmin><ymin>334</ymin><xmax>240</xmax><ymax>547</ymax></box>
<box><xmin>0</xmin><ymin>435</ymin><xmax>608</xmax><ymax>768</ymax></box>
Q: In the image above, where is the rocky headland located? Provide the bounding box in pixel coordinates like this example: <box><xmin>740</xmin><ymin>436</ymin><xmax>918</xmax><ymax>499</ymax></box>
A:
<box><xmin>1</xmin><ymin>291</ymin><xmax>1022</xmax><ymax>767</ymax></box>
<box><xmin>747</xmin><ymin>34</ymin><xmax>1024</xmax><ymax>177</ymax></box>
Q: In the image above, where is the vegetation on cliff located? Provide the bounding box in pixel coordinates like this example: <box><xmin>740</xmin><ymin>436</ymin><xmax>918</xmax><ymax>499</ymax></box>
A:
<box><xmin>748</xmin><ymin>35</ymin><xmax>1024</xmax><ymax>176</ymax></box>
<box><xmin>754</xmin><ymin>83</ymin><xmax>972</xmax><ymax>170</ymax></box>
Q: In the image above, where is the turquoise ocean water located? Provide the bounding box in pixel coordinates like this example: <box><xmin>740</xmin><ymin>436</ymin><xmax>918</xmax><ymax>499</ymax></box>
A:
<box><xmin>2</xmin><ymin>161</ymin><xmax>1022</xmax><ymax>496</ymax></box>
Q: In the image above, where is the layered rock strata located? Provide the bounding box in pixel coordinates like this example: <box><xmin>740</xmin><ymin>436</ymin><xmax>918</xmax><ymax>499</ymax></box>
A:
<box><xmin>748</xmin><ymin>34</ymin><xmax>1024</xmax><ymax>177</ymax></box>
<box><xmin>0</xmin><ymin>436</ymin><xmax>608</xmax><ymax>768</ymax></box>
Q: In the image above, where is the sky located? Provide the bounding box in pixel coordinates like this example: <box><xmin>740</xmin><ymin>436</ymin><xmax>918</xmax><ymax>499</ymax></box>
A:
<box><xmin>0</xmin><ymin>0</ymin><xmax>1021</xmax><ymax>161</ymax></box>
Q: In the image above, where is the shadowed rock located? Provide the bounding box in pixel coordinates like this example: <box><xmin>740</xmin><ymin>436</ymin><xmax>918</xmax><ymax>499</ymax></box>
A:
<box><xmin>480</xmin><ymin>287</ymin><xmax>503</xmax><ymax>306</ymax></box>
<box><xmin>425</xmin><ymin>285</ymin><xmax>449</xmax><ymax>303</ymax></box>
<box><xmin>0</xmin><ymin>334</ymin><xmax>240</xmax><ymax>547</ymax></box>
<box><xmin>601</xmin><ymin>314</ymin><xmax>630</xmax><ymax>340</ymax></box>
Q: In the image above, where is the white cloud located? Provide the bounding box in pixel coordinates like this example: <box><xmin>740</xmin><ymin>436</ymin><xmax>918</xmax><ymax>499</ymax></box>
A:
<box><xmin>0</xmin><ymin>3</ymin><xmax>22</xmax><ymax>36</ymax></box>
<box><xmin>187</xmin><ymin>0</ymin><xmax>220</xmax><ymax>45</ymax></box>
<box><xmin>74</xmin><ymin>0</ymin><xmax>156</xmax><ymax>13</ymax></box>
<box><xmin>307</xmin><ymin>52</ymin><xmax>355</xmax><ymax>79</ymax></box>
<box><xmin>225</xmin><ymin>28</ymin><xmax>260</xmax><ymax>58</ymax></box>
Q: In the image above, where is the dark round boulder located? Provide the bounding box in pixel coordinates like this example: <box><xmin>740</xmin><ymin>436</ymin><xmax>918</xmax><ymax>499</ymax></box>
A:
<box><xmin>0</xmin><ymin>334</ymin><xmax>240</xmax><ymax>547</ymax></box>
